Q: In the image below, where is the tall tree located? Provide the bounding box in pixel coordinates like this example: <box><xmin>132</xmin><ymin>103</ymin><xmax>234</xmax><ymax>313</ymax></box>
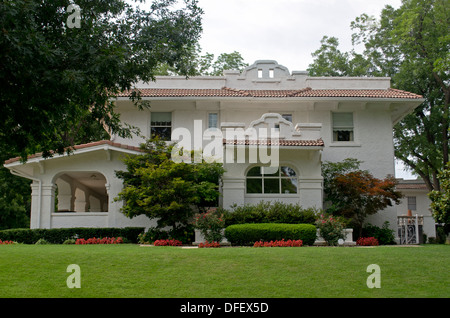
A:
<box><xmin>115</xmin><ymin>137</ymin><xmax>225</xmax><ymax>231</ymax></box>
<box><xmin>0</xmin><ymin>0</ymin><xmax>203</xmax><ymax>160</ymax></box>
<box><xmin>429</xmin><ymin>162</ymin><xmax>450</xmax><ymax>234</ymax></box>
<box><xmin>154</xmin><ymin>45</ymin><xmax>248</xmax><ymax>76</ymax></box>
<box><xmin>322</xmin><ymin>159</ymin><xmax>403</xmax><ymax>236</ymax></box>
<box><xmin>308</xmin><ymin>0</ymin><xmax>449</xmax><ymax>192</ymax></box>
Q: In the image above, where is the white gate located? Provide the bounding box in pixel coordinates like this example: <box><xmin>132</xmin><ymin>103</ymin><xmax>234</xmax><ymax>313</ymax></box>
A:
<box><xmin>397</xmin><ymin>215</ymin><xmax>424</xmax><ymax>245</ymax></box>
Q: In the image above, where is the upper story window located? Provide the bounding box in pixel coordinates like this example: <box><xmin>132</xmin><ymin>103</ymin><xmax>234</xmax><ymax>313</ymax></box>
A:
<box><xmin>332</xmin><ymin>112</ymin><xmax>354</xmax><ymax>142</ymax></box>
<box><xmin>407</xmin><ymin>196</ymin><xmax>417</xmax><ymax>211</ymax></box>
<box><xmin>246</xmin><ymin>166</ymin><xmax>297</xmax><ymax>194</ymax></box>
<box><xmin>208</xmin><ymin>112</ymin><xmax>218</xmax><ymax>129</ymax></box>
<box><xmin>281</xmin><ymin>114</ymin><xmax>292</xmax><ymax>122</ymax></box>
<box><xmin>151</xmin><ymin>112</ymin><xmax>172</xmax><ymax>140</ymax></box>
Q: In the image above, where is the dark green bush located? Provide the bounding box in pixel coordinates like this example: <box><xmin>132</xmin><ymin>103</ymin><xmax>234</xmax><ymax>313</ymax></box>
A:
<box><xmin>361</xmin><ymin>222</ymin><xmax>395</xmax><ymax>245</ymax></box>
<box><xmin>222</xmin><ymin>201</ymin><xmax>318</xmax><ymax>226</ymax></box>
<box><xmin>224</xmin><ymin>223</ymin><xmax>317</xmax><ymax>246</ymax></box>
<box><xmin>0</xmin><ymin>227</ymin><xmax>145</xmax><ymax>244</ymax></box>
<box><xmin>139</xmin><ymin>225</ymin><xmax>195</xmax><ymax>244</ymax></box>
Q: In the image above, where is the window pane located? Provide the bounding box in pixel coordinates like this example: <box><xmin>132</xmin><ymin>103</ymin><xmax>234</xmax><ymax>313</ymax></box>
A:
<box><xmin>208</xmin><ymin>113</ymin><xmax>218</xmax><ymax>129</ymax></box>
<box><xmin>247</xmin><ymin>178</ymin><xmax>262</xmax><ymax>193</ymax></box>
<box><xmin>247</xmin><ymin>166</ymin><xmax>262</xmax><ymax>176</ymax></box>
<box><xmin>280</xmin><ymin>166</ymin><xmax>296</xmax><ymax>177</ymax></box>
<box><xmin>407</xmin><ymin>196</ymin><xmax>417</xmax><ymax>210</ymax></box>
<box><xmin>151</xmin><ymin>127</ymin><xmax>171</xmax><ymax>140</ymax></box>
<box><xmin>281</xmin><ymin>178</ymin><xmax>297</xmax><ymax>193</ymax></box>
<box><xmin>333</xmin><ymin>130</ymin><xmax>353</xmax><ymax>142</ymax></box>
<box><xmin>261</xmin><ymin>166</ymin><xmax>279</xmax><ymax>177</ymax></box>
<box><xmin>264</xmin><ymin>178</ymin><xmax>280</xmax><ymax>193</ymax></box>
<box><xmin>282</xmin><ymin>114</ymin><xmax>292</xmax><ymax>122</ymax></box>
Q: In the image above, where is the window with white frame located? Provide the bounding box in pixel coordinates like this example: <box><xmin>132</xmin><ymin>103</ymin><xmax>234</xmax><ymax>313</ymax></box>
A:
<box><xmin>407</xmin><ymin>196</ymin><xmax>417</xmax><ymax>211</ymax></box>
<box><xmin>208</xmin><ymin>112</ymin><xmax>218</xmax><ymax>129</ymax></box>
<box><xmin>332</xmin><ymin>112</ymin><xmax>354</xmax><ymax>142</ymax></box>
<box><xmin>246</xmin><ymin>166</ymin><xmax>297</xmax><ymax>194</ymax></box>
<box><xmin>151</xmin><ymin>112</ymin><xmax>172</xmax><ymax>140</ymax></box>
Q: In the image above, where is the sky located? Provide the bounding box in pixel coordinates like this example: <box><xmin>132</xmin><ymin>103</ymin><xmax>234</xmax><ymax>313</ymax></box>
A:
<box><xmin>197</xmin><ymin>0</ymin><xmax>403</xmax><ymax>72</ymax></box>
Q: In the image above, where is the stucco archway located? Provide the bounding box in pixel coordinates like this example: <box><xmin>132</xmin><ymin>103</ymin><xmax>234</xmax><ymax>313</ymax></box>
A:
<box><xmin>54</xmin><ymin>172</ymin><xmax>109</xmax><ymax>212</ymax></box>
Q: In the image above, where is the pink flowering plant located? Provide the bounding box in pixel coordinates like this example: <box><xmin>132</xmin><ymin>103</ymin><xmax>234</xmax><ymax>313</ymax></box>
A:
<box><xmin>193</xmin><ymin>208</ymin><xmax>225</xmax><ymax>243</ymax></box>
<box><xmin>315</xmin><ymin>214</ymin><xmax>346</xmax><ymax>246</ymax></box>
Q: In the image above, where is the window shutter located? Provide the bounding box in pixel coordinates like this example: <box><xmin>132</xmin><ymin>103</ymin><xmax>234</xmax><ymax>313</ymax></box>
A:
<box><xmin>332</xmin><ymin>113</ymin><xmax>353</xmax><ymax>131</ymax></box>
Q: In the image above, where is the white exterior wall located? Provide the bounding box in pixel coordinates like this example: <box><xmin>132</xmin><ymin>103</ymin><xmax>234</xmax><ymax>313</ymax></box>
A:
<box><xmin>397</xmin><ymin>189</ymin><xmax>436</xmax><ymax>239</ymax></box>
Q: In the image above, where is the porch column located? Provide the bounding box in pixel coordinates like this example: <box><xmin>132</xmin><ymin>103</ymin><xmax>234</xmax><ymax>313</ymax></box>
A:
<box><xmin>30</xmin><ymin>181</ymin><xmax>41</xmax><ymax>229</ymax></box>
<box><xmin>299</xmin><ymin>177</ymin><xmax>323</xmax><ymax>209</ymax></box>
<box><xmin>40</xmin><ymin>184</ymin><xmax>56</xmax><ymax>229</ymax></box>
<box><xmin>221</xmin><ymin>177</ymin><xmax>245</xmax><ymax>209</ymax></box>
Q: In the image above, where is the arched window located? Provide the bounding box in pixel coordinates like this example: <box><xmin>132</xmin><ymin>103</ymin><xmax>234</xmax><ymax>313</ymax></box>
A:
<box><xmin>246</xmin><ymin>166</ymin><xmax>297</xmax><ymax>194</ymax></box>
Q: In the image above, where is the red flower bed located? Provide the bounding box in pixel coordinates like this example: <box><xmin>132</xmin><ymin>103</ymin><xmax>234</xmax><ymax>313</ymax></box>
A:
<box><xmin>356</xmin><ymin>237</ymin><xmax>379</xmax><ymax>246</ymax></box>
<box><xmin>153</xmin><ymin>239</ymin><xmax>182</xmax><ymax>246</ymax></box>
<box><xmin>0</xmin><ymin>239</ymin><xmax>14</xmax><ymax>245</ymax></box>
<box><xmin>253</xmin><ymin>239</ymin><xmax>303</xmax><ymax>247</ymax></box>
<box><xmin>75</xmin><ymin>237</ymin><xmax>123</xmax><ymax>245</ymax></box>
<box><xmin>198</xmin><ymin>241</ymin><xmax>221</xmax><ymax>248</ymax></box>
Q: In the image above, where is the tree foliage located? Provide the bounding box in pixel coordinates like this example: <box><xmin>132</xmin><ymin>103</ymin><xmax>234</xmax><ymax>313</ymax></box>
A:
<box><xmin>0</xmin><ymin>0</ymin><xmax>203</xmax><ymax>160</ymax></box>
<box><xmin>154</xmin><ymin>45</ymin><xmax>248</xmax><ymax>76</ymax></box>
<box><xmin>308</xmin><ymin>0</ymin><xmax>449</xmax><ymax>191</ymax></box>
<box><xmin>429</xmin><ymin>162</ymin><xmax>450</xmax><ymax>233</ymax></box>
<box><xmin>114</xmin><ymin>138</ymin><xmax>225</xmax><ymax>231</ymax></box>
<box><xmin>322</xmin><ymin>159</ymin><xmax>403</xmax><ymax>235</ymax></box>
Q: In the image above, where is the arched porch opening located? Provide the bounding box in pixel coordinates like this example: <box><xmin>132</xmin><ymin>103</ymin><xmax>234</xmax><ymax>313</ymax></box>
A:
<box><xmin>54</xmin><ymin>172</ymin><xmax>109</xmax><ymax>212</ymax></box>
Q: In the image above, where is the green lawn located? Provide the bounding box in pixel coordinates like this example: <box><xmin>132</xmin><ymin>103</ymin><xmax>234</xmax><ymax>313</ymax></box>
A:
<box><xmin>0</xmin><ymin>244</ymin><xmax>449</xmax><ymax>298</ymax></box>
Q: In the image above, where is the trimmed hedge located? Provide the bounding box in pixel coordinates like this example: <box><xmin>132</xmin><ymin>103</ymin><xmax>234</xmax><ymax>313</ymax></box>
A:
<box><xmin>224</xmin><ymin>223</ymin><xmax>317</xmax><ymax>246</ymax></box>
<box><xmin>222</xmin><ymin>201</ymin><xmax>318</xmax><ymax>226</ymax></box>
<box><xmin>0</xmin><ymin>227</ymin><xmax>145</xmax><ymax>244</ymax></box>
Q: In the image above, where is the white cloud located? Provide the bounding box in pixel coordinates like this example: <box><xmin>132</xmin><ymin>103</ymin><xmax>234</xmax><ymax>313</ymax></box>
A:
<box><xmin>197</xmin><ymin>0</ymin><xmax>402</xmax><ymax>71</ymax></box>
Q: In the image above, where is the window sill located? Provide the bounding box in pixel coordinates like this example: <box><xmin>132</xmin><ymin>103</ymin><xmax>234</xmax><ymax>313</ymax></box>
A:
<box><xmin>329</xmin><ymin>142</ymin><xmax>361</xmax><ymax>147</ymax></box>
<box><xmin>245</xmin><ymin>193</ymin><xmax>299</xmax><ymax>197</ymax></box>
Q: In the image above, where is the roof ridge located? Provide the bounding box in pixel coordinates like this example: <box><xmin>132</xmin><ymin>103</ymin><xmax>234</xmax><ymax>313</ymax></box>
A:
<box><xmin>287</xmin><ymin>87</ymin><xmax>312</xmax><ymax>97</ymax></box>
<box><xmin>221</xmin><ymin>87</ymin><xmax>252</xmax><ymax>97</ymax></box>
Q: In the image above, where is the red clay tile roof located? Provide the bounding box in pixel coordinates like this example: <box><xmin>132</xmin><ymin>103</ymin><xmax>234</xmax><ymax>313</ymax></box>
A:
<box><xmin>117</xmin><ymin>87</ymin><xmax>423</xmax><ymax>99</ymax></box>
<box><xmin>396</xmin><ymin>182</ymin><xmax>428</xmax><ymax>190</ymax></box>
<box><xmin>223</xmin><ymin>138</ymin><xmax>324</xmax><ymax>147</ymax></box>
<box><xmin>4</xmin><ymin>140</ymin><xmax>143</xmax><ymax>165</ymax></box>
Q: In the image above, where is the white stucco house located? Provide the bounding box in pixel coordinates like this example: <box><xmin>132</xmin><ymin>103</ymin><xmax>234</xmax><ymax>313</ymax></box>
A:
<box><xmin>4</xmin><ymin>60</ymin><xmax>426</xmax><ymax>239</ymax></box>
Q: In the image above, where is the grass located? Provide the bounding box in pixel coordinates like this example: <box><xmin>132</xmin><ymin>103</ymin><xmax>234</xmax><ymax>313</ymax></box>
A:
<box><xmin>0</xmin><ymin>244</ymin><xmax>449</xmax><ymax>298</ymax></box>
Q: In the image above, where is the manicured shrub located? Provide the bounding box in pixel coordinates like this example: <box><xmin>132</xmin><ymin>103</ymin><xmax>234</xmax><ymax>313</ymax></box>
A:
<box><xmin>253</xmin><ymin>239</ymin><xmax>303</xmax><ymax>247</ymax></box>
<box><xmin>0</xmin><ymin>227</ymin><xmax>144</xmax><ymax>244</ymax></box>
<box><xmin>138</xmin><ymin>225</ymin><xmax>195</xmax><ymax>244</ymax></box>
<box><xmin>356</xmin><ymin>237</ymin><xmax>379</xmax><ymax>246</ymax></box>
<box><xmin>361</xmin><ymin>222</ymin><xmax>395</xmax><ymax>245</ymax></box>
<box><xmin>224</xmin><ymin>223</ymin><xmax>317</xmax><ymax>246</ymax></box>
<box><xmin>222</xmin><ymin>201</ymin><xmax>318</xmax><ymax>226</ymax></box>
